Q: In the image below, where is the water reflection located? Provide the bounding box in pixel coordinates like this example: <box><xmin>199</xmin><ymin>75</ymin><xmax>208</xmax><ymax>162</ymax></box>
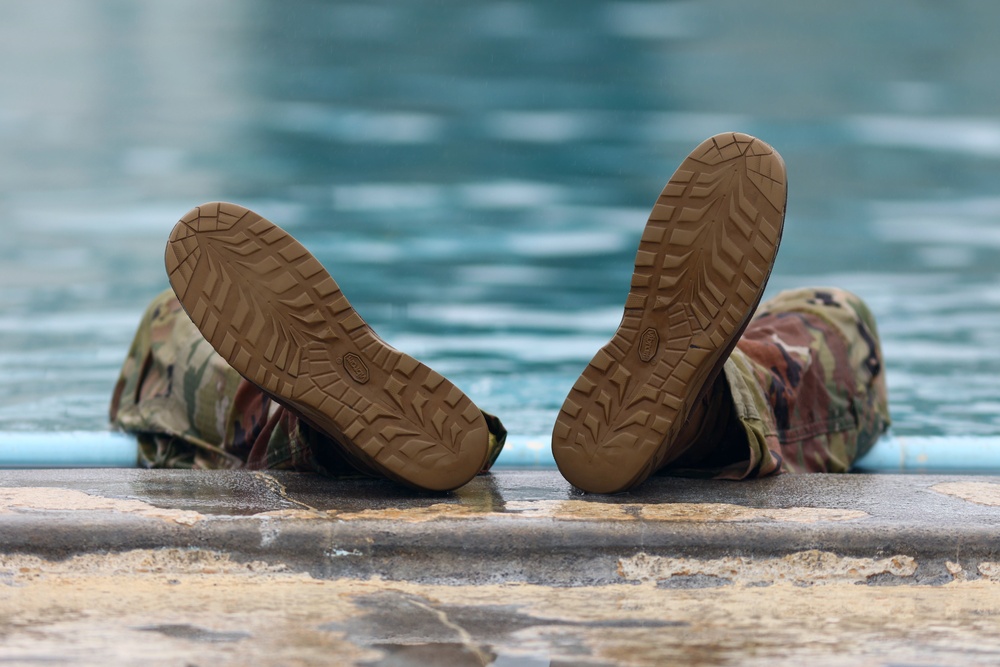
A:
<box><xmin>3</xmin><ymin>1</ymin><xmax>1000</xmax><ymax>440</ymax></box>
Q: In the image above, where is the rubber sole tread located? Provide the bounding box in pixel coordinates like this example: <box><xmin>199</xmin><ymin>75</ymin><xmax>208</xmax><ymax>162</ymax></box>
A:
<box><xmin>551</xmin><ymin>132</ymin><xmax>787</xmax><ymax>493</ymax></box>
<box><xmin>165</xmin><ymin>202</ymin><xmax>490</xmax><ymax>492</ymax></box>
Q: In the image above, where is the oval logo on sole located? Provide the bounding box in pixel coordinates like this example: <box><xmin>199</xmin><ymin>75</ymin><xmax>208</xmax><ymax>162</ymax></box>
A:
<box><xmin>639</xmin><ymin>328</ymin><xmax>659</xmax><ymax>362</ymax></box>
<box><xmin>343</xmin><ymin>353</ymin><xmax>370</xmax><ymax>384</ymax></box>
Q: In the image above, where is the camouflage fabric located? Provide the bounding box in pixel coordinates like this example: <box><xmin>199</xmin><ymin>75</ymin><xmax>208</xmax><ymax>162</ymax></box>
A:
<box><xmin>110</xmin><ymin>289</ymin><xmax>508</xmax><ymax>476</ymax></box>
<box><xmin>111</xmin><ymin>287</ymin><xmax>888</xmax><ymax>481</ymax></box>
<box><xmin>664</xmin><ymin>287</ymin><xmax>891</xmax><ymax>479</ymax></box>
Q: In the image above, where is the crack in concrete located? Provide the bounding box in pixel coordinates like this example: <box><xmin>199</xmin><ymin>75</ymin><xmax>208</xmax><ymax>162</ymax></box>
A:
<box><xmin>404</xmin><ymin>596</ymin><xmax>493</xmax><ymax>666</ymax></box>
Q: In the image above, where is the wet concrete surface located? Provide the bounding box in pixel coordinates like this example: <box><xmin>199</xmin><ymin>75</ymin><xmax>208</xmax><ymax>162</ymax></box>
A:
<box><xmin>9</xmin><ymin>559</ymin><xmax>1000</xmax><ymax>667</ymax></box>
<box><xmin>2</xmin><ymin>469</ymin><xmax>1000</xmax><ymax>585</ymax></box>
<box><xmin>4</xmin><ymin>470</ymin><xmax>1000</xmax><ymax>665</ymax></box>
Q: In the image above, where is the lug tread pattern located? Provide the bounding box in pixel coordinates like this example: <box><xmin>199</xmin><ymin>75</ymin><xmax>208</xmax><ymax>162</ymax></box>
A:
<box><xmin>165</xmin><ymin>202</ymin><xmax>489</xmax><ymax>491</ymax></box>
<box><xmin>552</xmin><ymin>133</ymin><xmax>786</xmax><ymax>493</ymax></box>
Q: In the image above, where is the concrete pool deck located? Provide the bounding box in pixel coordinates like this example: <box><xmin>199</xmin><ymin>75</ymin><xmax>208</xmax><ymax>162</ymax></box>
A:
<box><xmin>3</xmin><ymin>469</ymin><xmax>1000</xmax><ymax>665</ymax></box>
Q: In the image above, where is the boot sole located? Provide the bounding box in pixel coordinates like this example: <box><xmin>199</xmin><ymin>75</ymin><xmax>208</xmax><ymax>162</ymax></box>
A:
<box><xmin>165</xmin><ymin>202</ymin><xmax>490</xmax><ymax>492</ymax></box>
<box><xmin>552</xmin><ymin>132</ymin><xmax>787</xmax><ymax>493</ymax></box>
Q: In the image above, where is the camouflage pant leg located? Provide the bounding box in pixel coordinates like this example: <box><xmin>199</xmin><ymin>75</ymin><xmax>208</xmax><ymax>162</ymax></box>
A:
<box><xmin>110</xmin><ymin>289</ymin><xmax>507</xmax><ymax>474</ymax></box>
<box><xmin>664</xmin><ymin>287</ymin><xmax>891</xmax><ymax>479</ymax></box>
<box><xmin>110</xmin><ymin>289</ymin><xmax>245</xmax><ymax>469</ymax></box>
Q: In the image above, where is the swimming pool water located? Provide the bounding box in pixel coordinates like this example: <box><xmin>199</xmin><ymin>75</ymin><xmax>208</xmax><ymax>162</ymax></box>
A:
<box><xmin>4</xmin><ymin>1</ymin><xmax>1000</xmax><ymax>446</ymax></box>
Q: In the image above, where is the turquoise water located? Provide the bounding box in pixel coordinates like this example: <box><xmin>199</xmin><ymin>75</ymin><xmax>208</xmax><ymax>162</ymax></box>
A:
<box><xmin>4</xmin><ymin>1</ymin><xmax>1000</xmax><ymax>446</ymax></box>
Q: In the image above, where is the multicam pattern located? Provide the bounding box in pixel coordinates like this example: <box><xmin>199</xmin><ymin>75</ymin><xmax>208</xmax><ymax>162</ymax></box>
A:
<box><xmin>110</xmin><ymin>291</ymin><xmax>244</xmax><ymax>470</ymax></box>
<box><xmin>109</xmin><ymin>289</ymin><xmax>507</xmax><ymax>476</ymax></box>
<box><xmin>664</xmin><ymin>287</ymin><xmax>891</xmax><ymax>479</ymax></box>
<box><xmin>111</xmin><ymin>287</ymin><xmax>887</xmax><ymax>482</ymax></box>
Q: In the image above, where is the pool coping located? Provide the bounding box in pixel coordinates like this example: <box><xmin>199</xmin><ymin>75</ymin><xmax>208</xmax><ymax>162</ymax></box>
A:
<box><xmin>2</xmin><ymin>469</ymin><xmax>998</xmax><ymax>587</ymax></box>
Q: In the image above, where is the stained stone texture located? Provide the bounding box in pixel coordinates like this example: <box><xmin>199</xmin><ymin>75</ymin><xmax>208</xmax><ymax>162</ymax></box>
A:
<box><xmin>3</xmin><ymin>470</ymin><xmax>1000</xmax><ymax>665</ymax></box>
